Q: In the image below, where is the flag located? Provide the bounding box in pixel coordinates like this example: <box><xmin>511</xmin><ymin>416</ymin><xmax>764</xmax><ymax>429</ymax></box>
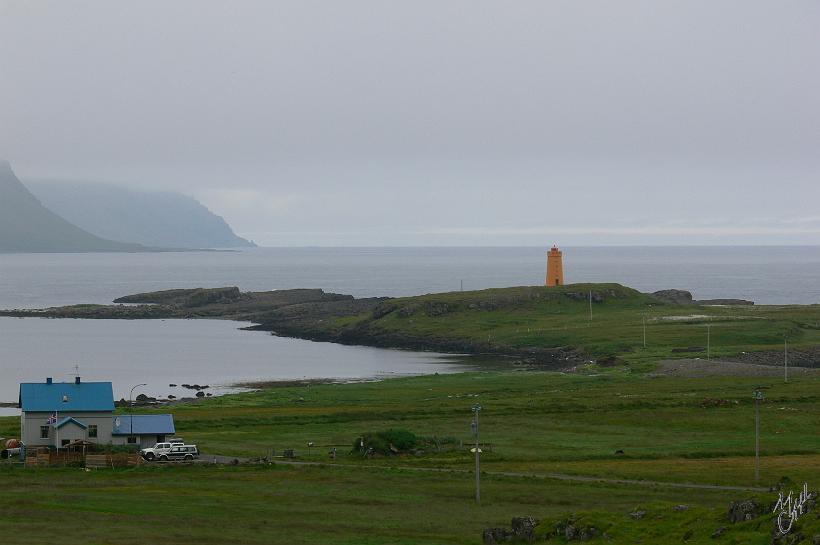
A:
<box><xmin>46</xmin><ymin>412</ymin><xmax>57</xmax><ymax>425</ymax></box>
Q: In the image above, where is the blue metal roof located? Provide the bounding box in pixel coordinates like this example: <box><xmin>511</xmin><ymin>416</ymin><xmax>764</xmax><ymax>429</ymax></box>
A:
<box><xmin>54</xmin><ymin>417</ymin><xmax>87</xmax><ymax>430</ymax></box>
<box><xmin>19</xmin><ymin>381</ymin><xmax>114</xmax><ymax>412</ymax></box>
<box><xmin>112</xmin><ymin>414</ymin><xmax>176</xmax><ymax>436</ymax></box>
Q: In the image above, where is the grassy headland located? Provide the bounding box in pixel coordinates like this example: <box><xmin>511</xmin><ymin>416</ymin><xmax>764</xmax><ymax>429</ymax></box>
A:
<box><xmin>3</xmin><ymin>283</ymin><xmax>819</xmax><ymax>367</ymax></box>
<box><xmin>300</xmin><ymin>283</ymin><xmax>820</xmax><ymax>366</ymax></box>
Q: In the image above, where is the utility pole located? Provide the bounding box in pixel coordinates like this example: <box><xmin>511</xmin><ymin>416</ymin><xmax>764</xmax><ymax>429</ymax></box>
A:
<box><xmin>706</xmin><ymin>324</ymin><xmax>711</xmax><ymax>360</ymax></box>
<box><xmin>471</xmin><ymin>404</ymin><xmax>482</xmax><ymax>505</ymax></box>
<box><xmin>642</xmin><ymin>316</ymin><xmax>647</xmax><ymax>348</ymax></box>
<box><xmin>460</xmin><ymin>279</ymin><xmax>463</xmax><ymax>292</ymax></box>
<box><xmin>129</xmin><ymin>383</ymin><xmax>147</xmax><ymax>447</ymax></box>
<box><xmin>784</xmin><ymin>337</ymin><xmax>788</xmax><ymax>383</ymax></box>
<box><xmin>588</xmin><ymin>290</ymin><xmax>593</xmax><ymax>322</ymax></box>
<box><xmin>754</xmin><ymin>389</ymin><xmax>764</xmax><ymax>482</ymax></box>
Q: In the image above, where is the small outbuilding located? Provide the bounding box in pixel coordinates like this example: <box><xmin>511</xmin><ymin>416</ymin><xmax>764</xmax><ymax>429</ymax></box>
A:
<box><xmin>112</xmin><ymin>415</ymin><xmax>176</xmax><ymax>449</ymax></box>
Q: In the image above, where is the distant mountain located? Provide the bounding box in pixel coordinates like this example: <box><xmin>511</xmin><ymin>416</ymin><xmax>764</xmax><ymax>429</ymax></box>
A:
<box><xmin>0</xmin><ymin>160</ymin><xmax>146</xmax><ymax>253</ymax></box>
<box><xmin>28</xmin><ymin>180</ymin><xmax>255</xmax><ymax>249</ymax></box>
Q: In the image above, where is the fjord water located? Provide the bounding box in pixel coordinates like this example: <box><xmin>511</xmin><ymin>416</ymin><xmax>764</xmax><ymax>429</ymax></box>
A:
<box><xmin>0</xmin><ymin>317</ymin><xmax>465</xmax><ymax>410</ymax></box>
<box><xmin>1</xmin><ymin>246</ymin><xmax>819</xmax><ymax>309</ymax></box>
<box><xmin>1</xmin><ymin>246</ymin><xmax>818</xmax><ymax>411</ymax></box>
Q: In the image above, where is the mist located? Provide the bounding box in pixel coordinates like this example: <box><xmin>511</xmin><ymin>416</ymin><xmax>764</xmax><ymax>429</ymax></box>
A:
<box><xmin>1</xmin><ymin>1</ymin><xmax>818</xmax><ymax>245</ymax></box>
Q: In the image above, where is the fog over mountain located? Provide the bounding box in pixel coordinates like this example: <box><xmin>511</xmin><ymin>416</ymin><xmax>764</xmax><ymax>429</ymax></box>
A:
<box><xmin>28</xmin><ymin>180</ymin><xmax>255</xmax><ymax>250</ymax></box>
<box><xmin>0</xmin><ymin>161</ymin><xmax>148</xmax><ymax>252</ymax></box>
<box><xmin>0</xmin><ymin>161</ymin><xmax>145</xmax><ymax>253</ymax></box>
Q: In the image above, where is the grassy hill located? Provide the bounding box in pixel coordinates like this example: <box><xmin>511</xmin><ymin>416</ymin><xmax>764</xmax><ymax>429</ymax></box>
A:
<box><xmin>6</xmin><ymin>282</ymin><xmax>819</xmax><ymax>366</ymax></box>
<box><xmin>263</xmin><ymin>283</ymin><xmax>820</xmax><ymax>367</ymax></box>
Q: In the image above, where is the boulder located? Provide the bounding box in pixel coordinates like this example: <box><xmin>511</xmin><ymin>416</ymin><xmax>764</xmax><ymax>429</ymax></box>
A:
<box><xmin>650</xmin><ymin>289</ymin><xmax>694</xmax><ymax>305</ymax></box>
<box><xmin>482</xmin><ymin>528</ymin><xmax>512</xmax><ymax>544</ymax></box>
<box><xmin>510</xmin><ymin>517</ymin><xmax>537</xmax><ymax>542</ymax></box>
<box><xmin>553</xmin><ymin>518</ymin><xmax>600</xmax><ymax>542</ymax></box>
<box><xmin>482</xmin><ymin>517</ymin><xmax>538</xmax><ymax>543</ymax></box>
<box><xmin>728</xmin><ymin>499</ymin><xmax>763</xmax><ymax>523</ymax></box>
<box><xmin>564</xmin><ymin>523</ymin><xmax>599</xmax><ymax>541</ymax></box>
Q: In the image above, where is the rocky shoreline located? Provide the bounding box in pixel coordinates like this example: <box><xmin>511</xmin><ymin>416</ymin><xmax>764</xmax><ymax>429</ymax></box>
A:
<box><xmin>0</xmin><ymin>286</ymin><xmax>588</xmax><ymax>365</ymax></box>
<box><xmin>2</xmin><ymin>285</ymin><xmax>815</xmax><ymax>370</ymax></box>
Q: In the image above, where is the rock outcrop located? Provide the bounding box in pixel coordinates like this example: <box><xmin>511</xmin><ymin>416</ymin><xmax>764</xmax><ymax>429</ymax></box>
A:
<box><xmin>727</xmin><ymin>499</ymin><xmax>763</xmax><ymax>523</ymax></box>
<box><xmin>649</xmin><ymin>289</ymin><xmax>754</xmax><ymax>306</ymax></box>
<box><xmin>483</xmin><ymin>517</ymin><xmax>538</xmax><ymax>544</ymax></box>
<box><xmin>650</xmin><ymin>289</ymin><xmax>694</xmax><ymax>305</ymax></box>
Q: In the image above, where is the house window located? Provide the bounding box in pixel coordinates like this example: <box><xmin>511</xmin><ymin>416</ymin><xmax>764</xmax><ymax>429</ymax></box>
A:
<box><xmin>156</xmin><ymin>435</ymin><xmax>165</xmax><ymax>443</ymax></box>
<box><xmin>127</xmin><ymin>436</ymin><xmax>137</xmax><ymax>444</ymax></box>
<box><xmin>61</xmin><ymin>439</ymin><xmax>70</xmax><ymax>447</ymax></box>
<box><xmin>88</xmin><ymin>425</ymin><xmax>98</xmax><ymax>438</ymax></box>
<box><xmin>40</xmin><ymin>426</ymin><xmax>49</xmax><ymax>439</ymax></box>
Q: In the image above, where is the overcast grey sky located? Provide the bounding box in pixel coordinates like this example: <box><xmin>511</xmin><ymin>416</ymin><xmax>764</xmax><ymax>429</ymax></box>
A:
<box><xmin>1</xmin><ymin>1</ymin><xmax>818</xmax><ymax>246</ymax></box>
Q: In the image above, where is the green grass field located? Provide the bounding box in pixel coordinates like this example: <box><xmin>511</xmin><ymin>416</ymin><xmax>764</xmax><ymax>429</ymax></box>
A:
<box><xmin>3</xmin><ymin>368</ymin><xmax>820</xmax><ymax>543</ymax></box>
<box><xmin>0</xmin><ymin>463</ymin><xmax>772</xmax><ymax>545</ymax></box>
<box><xmin>325</xmin><ymin>284</ymin><xmax>820</xmax><ymax>364</ymax></box>
<box><xmin>157</xmin><ymin>371</ymin><xmax>820</xmax><ymax>481</ymax></box>
<box><xmin>3</xmin><ymin>285</ymin><xmax>819</xmax><ymax>543</ymax></box>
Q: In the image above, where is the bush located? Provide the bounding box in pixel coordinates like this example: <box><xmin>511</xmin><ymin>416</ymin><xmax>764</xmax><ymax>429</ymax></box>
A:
<box><xmin>353</xmin><ymin>429</ymin><xmax>419</xmax><ymax>455</ymax></box>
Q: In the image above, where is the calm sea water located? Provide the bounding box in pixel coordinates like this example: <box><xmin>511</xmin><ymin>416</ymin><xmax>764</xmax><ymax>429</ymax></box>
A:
<box><xmin>1</xmin><ymin>246</ymin><xmax>818</xmax><ymax>415</ymax></box>
<box><xmin>1</xmin><ymin>246</ymin><xmax>818</xmax><ymax>308</ymax></box>
<box><xmin>0</xmin><ymin>317</ymin><xmax>466</xmax><ymax>412</ymax></box>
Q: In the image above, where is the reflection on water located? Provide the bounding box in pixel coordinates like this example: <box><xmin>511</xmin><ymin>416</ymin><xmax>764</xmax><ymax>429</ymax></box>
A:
<box><xmin>0</xmin><ymin>317</ymin><xmax>473</xmax><ymax>415</ymax></box>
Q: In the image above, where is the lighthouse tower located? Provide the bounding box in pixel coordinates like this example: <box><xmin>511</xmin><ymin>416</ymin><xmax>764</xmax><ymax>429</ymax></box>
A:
<box><xmin>545</xmin><ymin>245</ymin><xmax>564</xmax><ymax>287</ymax></box>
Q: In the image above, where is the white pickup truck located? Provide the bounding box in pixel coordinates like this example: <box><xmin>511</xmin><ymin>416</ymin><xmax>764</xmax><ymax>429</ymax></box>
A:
<box><xmin>140</xmin><ymin>439</ymin><xmax>184</xmax><ymax>461</ymax></box>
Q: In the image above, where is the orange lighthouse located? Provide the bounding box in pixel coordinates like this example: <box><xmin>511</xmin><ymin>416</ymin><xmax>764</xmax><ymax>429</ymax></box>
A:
<box><xmin>545</xmin><ymin>245</ymin><xmax>564</xmax><ymax>286</ymax></box>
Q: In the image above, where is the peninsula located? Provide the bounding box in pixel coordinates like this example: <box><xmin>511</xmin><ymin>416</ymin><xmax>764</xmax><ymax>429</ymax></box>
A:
<box><xmin>3</xmin><ymin>284</ymin><xmax>818</xmax><ymax>367</ymax></box>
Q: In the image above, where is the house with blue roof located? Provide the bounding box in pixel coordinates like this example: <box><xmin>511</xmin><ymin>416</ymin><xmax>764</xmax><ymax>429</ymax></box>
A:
<box><xmin>19</xmin><ymin>377</ymin><xmax>176</xmax><ymax>450</ymax></box>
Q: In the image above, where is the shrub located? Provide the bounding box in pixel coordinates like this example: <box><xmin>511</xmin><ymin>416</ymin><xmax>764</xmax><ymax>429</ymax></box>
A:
<box><xmin>353</xmin><ymin>429</ymin><xmax>418</xmax><ymax>455</ymax></box>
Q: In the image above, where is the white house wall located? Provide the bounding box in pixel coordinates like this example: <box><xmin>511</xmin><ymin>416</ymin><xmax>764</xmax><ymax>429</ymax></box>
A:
<box><xmin>22</xmin><ymin>411</ymin><xmax>114</xmax><ymax>448</ymax></box>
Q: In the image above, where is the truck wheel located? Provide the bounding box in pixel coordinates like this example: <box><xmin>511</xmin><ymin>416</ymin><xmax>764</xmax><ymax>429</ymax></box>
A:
<box><xmin>184</xmin><ymin>454</ymin><xmax>193</xmax><ymax>461</ymax></box>
<box><xmin>159</xmin><ymin>455</ymin><xmax>168</xmax><ymax>461</ymax></box>
<box><xmin>145</xmin><ymin>452</ymin><xmax>155</xmax><ymax>461</ymax></box>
